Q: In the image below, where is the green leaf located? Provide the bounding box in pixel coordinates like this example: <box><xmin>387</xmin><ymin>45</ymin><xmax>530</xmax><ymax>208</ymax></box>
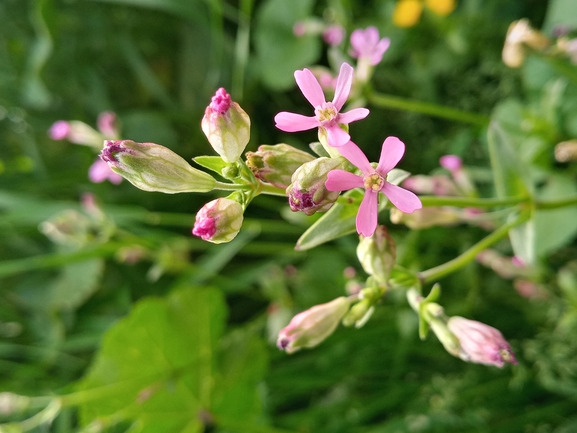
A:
<box><xmin>535</xmin><ymin>174</ymin><xmax>577</xmax><ymax>256</ymax></box>
<box><xmin>254</xmin><ymin>0</ymin><xmax>321</xmax><ymax>90</ymax></box>
<box><xmin>193</xmin><ymin>156</ymin><xmax>229</xmax><ymax>176</ymax></box>
<box><xmin>487</xmin><ymin>121</ymin><xmax>536</xmax><ymax>264</ymax></box>
<box><xmin>543</xmin><ymin>0</ymin><xmax>577</xmax><ymax>33</ymax></box>
<box><xmin>211</xmin><ymin>329</ymin><xmax>268</xmax><ymax>425</ymax></box>
<box><xmin>486</xmin><ymin>121</ymin><xmax>532</xmax><ymax>199</ymax></box>
<box><xmin>49</xmin><ymin>259</ymin><xmax>104</xmax><ymax>311</ymax></box>
<box><xmin>77</xmin><ymin>286</ymin><xmax>227</xmax><ymax>431</ymax></box>
<box><xmin>295</xmin><ymin>189</ymin><xmax>362</xmax><ymax>251</ymax></box>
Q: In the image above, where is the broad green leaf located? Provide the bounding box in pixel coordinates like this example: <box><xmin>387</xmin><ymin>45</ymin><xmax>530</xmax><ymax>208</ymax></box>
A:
<box><xmin>535</xmin><ymin>174</ymin><xmax>577</xmax><ymax>256</ymax></box>
<box><xmin>295</xmin><ymin>189</ymin><xmax>362</xmax><ymax>251</ymax></box>
<box><xmin>254</xmin><ymin>0</ymin><xmax>321</xmax><ymax>90</ymax></box>
<box><xmin>49</xmin><ymin>259</ymin><xmax>104</xmax><ymax>310</ymax></box>
<box><xmin>77</xmin><ymin>286</ymin><xmax>227</xmax><ymax>431</ymax></box>
<box><xmin>211</xmin><ymin>329</ymin><xmax>268</xmax><ymax>425</ymax></box>
<box><xmin>486</xmin><ymin>121</ymin><xmax>531</xmax><ymax>199</ymax></box>
<box><xmin>543</xmin><ymin>0</ymin><xmax>577</xmax><ymax>33</ymax></box>
<box><xmin>487</xmin><ymin>121</ymin><xmax>535</xmax><ymax>264</ymax></box>
<box><xmin>193</xmin><ymin>155</ymin><xmax>228</xmax><ymax>176</ymax></box>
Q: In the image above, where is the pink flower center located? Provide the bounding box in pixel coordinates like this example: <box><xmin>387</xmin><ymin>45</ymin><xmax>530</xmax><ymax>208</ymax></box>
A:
<box><xmin>210</xmin><ymin>88</ymin><xmax>231</xmax><ymax>114</ymax></box>
<box><xmin>192</xmin><ymin>217</ymin><xmax>217</xmax><ymax>240</ymax></box>
<box><xmin>363</xmin><ymin>172</ymin><xmax>385</xmax><ymax>191</ymax></box>
<box><xmin>314</xmin><ymin>103</ymin><xmax>338</xmax><ymax>124</ymax></box>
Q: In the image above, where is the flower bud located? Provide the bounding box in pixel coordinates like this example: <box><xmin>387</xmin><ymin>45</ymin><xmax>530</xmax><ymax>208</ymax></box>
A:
<box><xmin>277</xmin><ymin>297</ymin><xmax>351</xmax><ymax>353</ymax></box>
<box><xmin>286</xmin><ymin>157</ymin><xmax>347</xmax><ymax>216</ymax></box>
<box><xmin>48</xmin><ymin>120</ymin><xmax>103</xmax><ymax>148</ymax></box>
<box><xmin>554</xmin><ymin>139</ymin><xmax>577</xmax><ymax>163</ymax></box>
<box><xmin>201</xmin><ymin>88</ymin><xmax>250</xmax><ymax>163</ymax></box>
<box><xmin>356</xmin><ymin>226</ymin><xmax>396</xmax><ymax>283</ymax></box>
<box><xmin>502</xmin><ymin>19</ymin><xmax>550</xmax><ymax>68</ymax></box>
<box><xmin>0</xmin><ymin>392</ymin><xmax>30</xmax><ymax>416</ymax></box>
<box><xmin>402</xmin><ymin>175</ymin><xmax>460</xmax><ymax>196</ymax></box>
<box><xmin>245</xmin><ymin>144</ymin><xmax>315</xmax><ymax>188</ymax></box>
<box><xmin>390</xmin><ymin>207</ymin><xmax>461</xmax><ymax>229</ymax></box>
<box><xmin>192</xmin><ymin>197</ymin><xmax>243</xmax><ymax>244</ymax></box>
<box><xmin>97</xmin><ymin>111</ymin><xmax>119</xmax><ymax>138</ymax></box>
<box><xmin>101</xmin><ymin>140</ymin><xmax>215</xmax><ymax>194</ymax></box>
<box><xmin>447</xmin><ymin>316</ymin><xmax>517</xmax><ymax>367</ymax></box>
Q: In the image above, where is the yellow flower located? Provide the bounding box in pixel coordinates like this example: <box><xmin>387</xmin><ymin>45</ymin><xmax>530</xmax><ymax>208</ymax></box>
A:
<box><xmin>425</xmin><ymin>0</ymin><xmax>456</xmax><ymax>16</ymax></box>
<box><xmin>393</xmin><ymin>0</ymin><xmax>423</xmax><ymax>28</ymax></box>
<box><xmin>393</xmin><ymin>0</ymin><xmax>456</xmax><ymax>28</ymax></box>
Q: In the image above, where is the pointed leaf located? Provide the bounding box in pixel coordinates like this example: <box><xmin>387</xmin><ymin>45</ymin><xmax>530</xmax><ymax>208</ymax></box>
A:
<box><xmin>193</xmin><ymin>156</ymin><xmax>228</xmax><ymax>176</ymax></box>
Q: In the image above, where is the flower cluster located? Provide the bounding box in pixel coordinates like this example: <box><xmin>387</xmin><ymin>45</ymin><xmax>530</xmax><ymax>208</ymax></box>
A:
<box><xmin>276</xmin><ymin>60</ymin><xmax>421</xmax><ymax>237</ymax></box>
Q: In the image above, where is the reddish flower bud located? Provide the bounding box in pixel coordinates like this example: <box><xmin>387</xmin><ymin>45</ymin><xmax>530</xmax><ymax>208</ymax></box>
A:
<box><xmin>447</xmin><ymin>316</ymin><xmax>517</xmax><ymax>367</ymax></box>
<box><xmin>192</xmin><ymin>198</ymin><xmax>244</xmax><ymax>244</ymax></box>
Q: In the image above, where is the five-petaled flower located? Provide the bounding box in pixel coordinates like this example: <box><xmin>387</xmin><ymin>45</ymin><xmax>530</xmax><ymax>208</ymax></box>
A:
<box><xmin>349</xmin><ymin>26</ymin><xmax>391</xmax><ymax>66</ymax></box>
<box><xmin>325</xmin><ymin>137</ymin><xmax>422</xmax><ymax>236</ymax></box>
<box><xmin>274</xmin><ymin>62</ymin><xmax>369</xmax><ymax>147</ymax></box>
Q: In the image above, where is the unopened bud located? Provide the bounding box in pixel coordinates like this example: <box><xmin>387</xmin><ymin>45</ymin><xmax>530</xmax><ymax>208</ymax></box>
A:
<box><xmin>390</xmin><ymin>207</ymin><xmax>461</xmax><ymax>229</ymax></box>
<box><xmin>554</xmin><ymin>140</ymin><xmax>577</xmax><ymax>162</ymax></box>
<box><xmin>287</xmin><ymin>157</ymin><xmax>347</xmax><ymax>215</ymax></box>
<box><xmin>503</xmin><ymin>19</ymin><xmax>550</xmax><ymax>68</ymax></box>
<box><xmin>402</xmin><ymin>175</ymin><xmax>460</xmax><ymax>196</ymax></box>
<box><xmin>48</xmin><ymin>120</ymin><xmax>103</xmax><ymax>148</ymax></box>
<box><xmin>0</xmin><ymin>392</ymin><xmax>30</xmax><ymax>416</ymax></box>
<box><xmin>192</xmin><ymin>197</ymin><xmax>243</xmax><ymax>244</ymax></box>
<box><xmin>201</xmin><ymin>88</ymin><xmax>250</xmax><ymax>163</ymax></box>
<box><xmin>356</xmin><ymin>226</ymin><xmax>396</xmax><ymax>283</ymax></box>
<box><xmin>246</xmin><ymin>144</ymin><xmax>315</xmax><ymax>188</ymax></box>
<box><xmin>447</xmin><ymin>316</ymin><xmax>517</xmax><ymax>367</ymax></box>
<box><xmin>476</xmin><ymin>249</ymin><xmax>533</xmax><ymax>279</ymax></box>
<box><xmin>342</xmin><ymin>299</ymin><xmax>374</xmax><ymax>328</ymax></box>
<box><xmin>101</xmin><ymin>140</ymin><xmax>215</xmax><ymax>193</ymax></box>
<box><xmin>277</xmin><ymin>297</ymin><xmax>351</xmax><ymax>353</ymax></box>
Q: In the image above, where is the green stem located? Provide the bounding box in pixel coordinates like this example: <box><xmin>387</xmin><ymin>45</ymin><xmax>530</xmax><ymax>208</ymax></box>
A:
<box><xmin>536</xmin><ymin>193</ymin><xmax>577</xmax><ymax>210</ymax></box>
<box><xmin>213</xmin><ymin>181</ymin><xmax>251</xmax><ymax>191</ymax></box>
<box><xmin>419</xmin><ymin>195</ymin><xmax>525</xmax><ymax>208</ymax></box>
<box><xmin>256</xmin><ymin>182</ymin><xmax>287</xmax><ymax>197</ymax></box>
<box><xmin>419</xmin><ymin>212</ymin><xmax>530</xmax><ymax>284</ymax></box>
<box><xmin>368</xmin><ymin>91</ymin><xmax>490</xmax><ymax>126</ymax></box>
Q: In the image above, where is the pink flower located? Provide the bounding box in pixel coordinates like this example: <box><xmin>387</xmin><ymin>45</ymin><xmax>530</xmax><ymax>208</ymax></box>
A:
<box><xmin>97</xmin><ymin>111</ymin><xmax>119</xmax><ymax>138</ymax></box>
<box><xmin>350</xmin><ymin>26</ymin><xmax>391</xmax><ymax>66</ymax></box>
<box><xmin>439</xmin><ymin>154</ymin><xmax>462</xmax><ymax>172</ymax></box>
<box><xmin>325</xmin><ymin>137</ymin><xmax>422</xmax><ymax>236</ymax></box>
<box><xmin>323</xmin><ymin>24</ymin><xmax>345</xmax><ymax>46</ymax></box>
<box><xmin>447</xmin><ymin>316</ymin><xmax>517</xmax><ymax>368</ymax></box>
<box><xmin>88</xmin><ymin>158</ymin><xmax>122</xmax><ymax>184</ymax></box>
<box><xmin>48</xmin><ymin>120</ymin><xmax>71</xmax><ymax>140</ymax></box>
<box><xmin>274</xmin><ymin>63</ymin><xmax>369</xmax><ymax>147</ymax></box>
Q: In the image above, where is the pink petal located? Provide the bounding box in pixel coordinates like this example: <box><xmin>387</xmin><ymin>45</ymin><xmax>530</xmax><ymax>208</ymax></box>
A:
<box><xmin>364</xmin><ymin>26</ymin><xmax>380</xmax><ymax>46</ymax></box>
<box><xmin>370</xmin><ymin>38</ymin><xmax>391</xmax><ymax>65</ymax></box>
<box><xmin>357</xmin><ymin>190</ymin><xmax>378</xmax><ymax>236</ymax></box>
<box><xmin>377</xmin><ymin>136</ymin><xmax>405</xmax><ymax>175</ymax></box>
<box><xmin>275</xmin><ymin>112</ymin><xmax>318</xmax><ymax>132</ymax></box>
<box><xmin>332</xmin><ymin>63</ymin><xmax>354</xmax><ymax>111</ymax></box>
<box><xmin>381</xmin><ymin>183</ymin><xmax>422</xmax><ymax>213</ymax></box>
<box><xmin>337</xmin><ymin>141</ymin><xmax>372</xmax><ymax>174</ymax></box>
<box><xmin>349</xmin><ymin>29</ymin><xmax>365</xmax><ymax>57</ymax></box>
<box><xmin>326</xmin><ymin>170</ymin><xmax>363</xmax><ymax>191</ymax></box>
<box><xmin>338</xmin><ymin>107</ymin><xmax>370</xmax><ymax>124</ymax></box>
<box><xmin>325</xmin><ymin>124</ymin><xmax>351</xmax><ymax>147</ymax></box>
<box><xmin>294</xmin><ymin>69</ymin><xmax>325</xmax><ymax>107</ymax></box>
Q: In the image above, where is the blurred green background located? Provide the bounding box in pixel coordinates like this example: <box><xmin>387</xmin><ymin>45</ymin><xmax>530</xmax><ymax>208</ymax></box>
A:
<box><xmin>1</xmin><ymin>0</ymin><xmax>577</xmax><ymax>432</ymax></box>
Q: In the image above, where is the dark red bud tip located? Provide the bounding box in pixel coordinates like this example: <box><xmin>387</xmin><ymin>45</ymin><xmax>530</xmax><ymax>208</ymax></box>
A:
<box><xmin>101</xmin><ymin>140</ymin><xmax>129</xmax><ymax>164</ymax></box>
<box><xmin>277</xmin><ymin>338</ymin><xmax>290</xmax><ymax>350</ymax></box>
